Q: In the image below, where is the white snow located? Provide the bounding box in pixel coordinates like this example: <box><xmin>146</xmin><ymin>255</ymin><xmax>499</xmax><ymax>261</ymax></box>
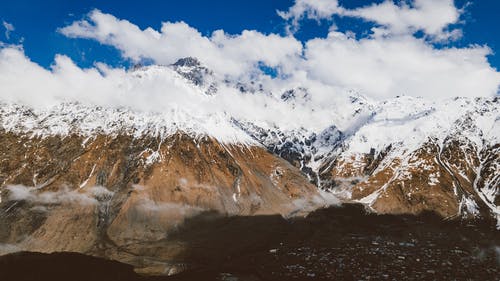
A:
<box><xmin>0</xmin><ymin>62</ymin><xmax>497</xmax><ymax>152</ymax></box>
<box><xmin>459</xmin><ymin>196</ymin><xmax>480</xmax><ymax>217</ymax></box>
<box><xmin>79</xmin><ymin>164</ymin><xmax>96</xmax><ymax>189</ymax></box>
<box><xmin>357</xmin><ymin>188</ymin><xmax>382</xmax><ymax>206</ymax></box>
<box><xmin>0</xmin><ymin>102</ymin><xmax>257</xmax><ymax>145</ymax></box>
<box><xmin>428</xmin><ymin>172</ymin><xmax>440</xmax><ymax>186</ymax></box>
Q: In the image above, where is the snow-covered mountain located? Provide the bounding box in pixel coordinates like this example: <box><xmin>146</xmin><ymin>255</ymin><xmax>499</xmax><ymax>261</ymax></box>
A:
<box><xmin>1</xmin><ymin>58</ymin><xmax>498</xmax><ymax>226</ymax></box>
<box><xmin>236</xmin><ymin>95</ymin><xmax>499</xmax><ymax>224</ymax></box>
<box><xmin>0</xmin><ymin>57</ymin><xmax>498</xmax><ymax>273</ymax></box>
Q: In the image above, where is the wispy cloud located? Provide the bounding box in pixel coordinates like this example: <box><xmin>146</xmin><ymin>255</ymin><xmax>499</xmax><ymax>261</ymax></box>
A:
<box><xmin>278</xmin><ymin>0</ymin><xmax>463</xmax><ymax>41</ymax></box>
<box><xmin>137</xmin><ymin>198</ymin><xmax>205</xmax><ymax>217</ymax></box>
<box><xmin>2</xmin><ymin>20</ymin><xmax>14</xmax><ymax>40</ymax></box>
<box><xmin>0</xmin><ymin>243</ymin><xmax>21</xmax><ymax>255</ymax></box>
<box><xmin>5</xmin><ymin>185</ymin><xmax>114</xmax><ymax>206</ymax></box>
<box><xmin>277</xmin><ymin>0</ymin><xmax>344</xmax><ymax>33</ymax></box>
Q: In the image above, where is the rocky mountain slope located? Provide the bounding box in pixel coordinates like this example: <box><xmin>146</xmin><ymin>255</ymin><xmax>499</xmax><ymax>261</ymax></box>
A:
<box><xmin>0</xmin><ymin>58</ymin><xmax>498</xmax><ymax>274</ymax></box>
<box><xmin>0</xmin><ymin>117</ymin><xmax>325</xmax><ymax>273</ymax></box>
<box><xmin>238</xmin><ymin>96</ymin><xmax>499</xmax><ymax>224</ymax></box>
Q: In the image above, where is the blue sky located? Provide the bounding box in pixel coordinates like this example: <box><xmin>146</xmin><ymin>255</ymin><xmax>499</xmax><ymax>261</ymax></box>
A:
<box><xmin>1</xmin><ymin>0</ymin><xmax>499</xmax><ymax>70</ymax></box>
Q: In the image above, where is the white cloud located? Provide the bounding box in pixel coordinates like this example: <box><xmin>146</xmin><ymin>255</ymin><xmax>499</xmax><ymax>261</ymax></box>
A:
<box><xmin>59</xmin><ymin>10</ymin><xmax>302</xmax><ymax>78</ymax></box>
<box><xmin>0</xmin><ymin>243</ymin><xmax>21</xmax><ymax>255</ymax></box>
<box><xmin>2</xmin><ymin>20</ymin><xmax>14</xmax><ymax>40</ymax></box>
<box><xmin>301</xmin><ymin>31</ymin><xmax>500</xmax><ymax>99</ymax></box>
<box><xmin>5</xmin><ymin>185</ymin><xmax>114</xmax><ymax>206</ymax></box>
<box><xmin>137</xmin><ymin>198</ymin><xmax>204</xmax><ymax>217</ymax></box>
<box><xmin>0</xmin><ymin>4</ymin><xmax>498</xmax><ymax>136</ymax></box>
<box><xmin>345</xmin><ymin>0</ymin><xmax>462</xmax><ymax>41</ymax></box>
<box><xmin>279</xmin><ymin>0</ymin><xmax>463</xmax><ymax>41</ymax></box>
<box><xmin>277</xmin><ymin>0</ymin><xmax>343</xmax><ymax>32</ymax></box>
<box><xmin>0</xmin><ymin>46</ymin><xmax>338</xmax><ymax>135</ymax></box>
<box><xmin>52</xmin><ymin>9</ymin><xmax>500</xmax><ymax>101</ymax></box>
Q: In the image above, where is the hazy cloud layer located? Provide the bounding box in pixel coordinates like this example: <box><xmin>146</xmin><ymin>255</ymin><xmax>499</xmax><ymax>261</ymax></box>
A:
<box><xmin>137</xmin><ymin>198</ymin><xmax>205</xmax><ymax>217</ymax></box>
<box><xmin>5</xmin><ymin>185</ymin><xmax>114</xmax><ymax>206</ymax></box>
<box><xmin>0</xmin><ymin>243</ymin><xmax>20</xmax><ymax>255</ymax></box>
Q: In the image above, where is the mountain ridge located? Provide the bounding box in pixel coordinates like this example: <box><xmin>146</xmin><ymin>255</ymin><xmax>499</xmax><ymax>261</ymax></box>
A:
<box><xmin>0</xmin><ymin>58</ymin><xmax>498</xmax><ymax>226</ymax></box>
<box><xmin>0</xmin><ymin>58</ymin><xmax>498</xmax><ymax>274</ymax></box>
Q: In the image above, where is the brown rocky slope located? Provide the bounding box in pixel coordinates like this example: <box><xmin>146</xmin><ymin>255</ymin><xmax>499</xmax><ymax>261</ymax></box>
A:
<box><xmin>0</xmin><ymin>129</ymin><xmax>328</xmax><ymax>274</ymax></box>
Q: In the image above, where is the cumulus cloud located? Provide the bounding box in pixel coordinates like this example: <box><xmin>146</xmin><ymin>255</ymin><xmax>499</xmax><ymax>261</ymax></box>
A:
<box><xmin>301</xmin><ymin>31</ymin><xmax>500</xmax><ymax>99</ymax></box>
<box><xmin>59</xmin><ymin>9</ymin><xmax>302</xmax><ymax>77</ymax></box>
<box><xmin>55</xmin><ymin>8</ymin><xmax>500</xmax><ymax>101</ymax></box>
<box><xmin>2</xmin><ymin>20</ymin><xmax>14</xmax><ymax>40</ymax></box>
<box><xmin>279</xmin><ymin>0</ymin><xmax>463</xmax><ymax>41</ymax></box>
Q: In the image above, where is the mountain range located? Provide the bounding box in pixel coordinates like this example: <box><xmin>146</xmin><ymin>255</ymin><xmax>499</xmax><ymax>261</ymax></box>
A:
<box><xmin>0</xmin><ymin>57</ymin><xmax>498</xmax><ymax>274</ymax></box>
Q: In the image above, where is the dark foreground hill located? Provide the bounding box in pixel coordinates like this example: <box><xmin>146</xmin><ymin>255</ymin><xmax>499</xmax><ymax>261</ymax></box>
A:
<box><xmin>1</xmin><ymin>205</ymin><xmax>498</xmax><ymax>281</ymax></box>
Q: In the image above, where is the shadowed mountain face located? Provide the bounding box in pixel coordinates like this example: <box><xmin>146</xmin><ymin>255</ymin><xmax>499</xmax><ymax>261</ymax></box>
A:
<box><xmin>0</xmin><ymin>252</ymin><xmax>143</xmax><ymax>281</ymax></box>
<box><xmin>163</xmin><ymin>204</ymin><xmax>499</xmax><ymax>280</ymax></box>
<box><xmin>0</xmin><ymin>205</ymin><xmax>498</xmax><ymax>281</ymax></box>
